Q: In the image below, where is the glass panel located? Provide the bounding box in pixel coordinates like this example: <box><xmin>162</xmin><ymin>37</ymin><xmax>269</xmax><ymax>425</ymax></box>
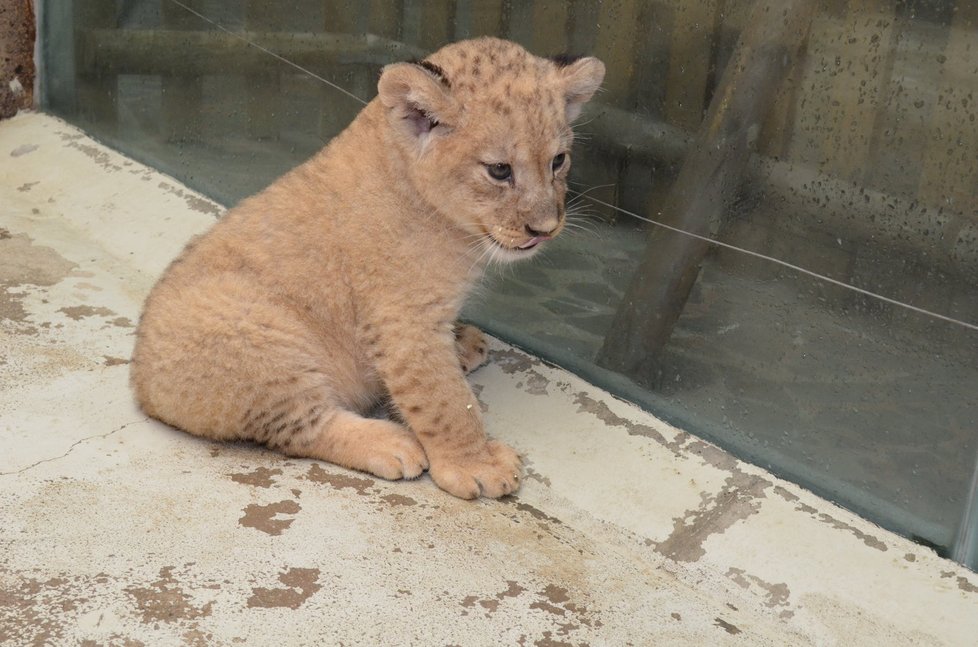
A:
<box><xmin>39</xmin><ymin>0</ymin><xmax>978</xmax><ymax>567</ymax></box>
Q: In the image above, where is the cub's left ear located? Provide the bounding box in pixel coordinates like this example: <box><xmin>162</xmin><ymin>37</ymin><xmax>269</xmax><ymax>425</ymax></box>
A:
<box><xmin>555</xmin><ymin>56</ymin><xmax>606</xmax><ymax>122</ymax></box>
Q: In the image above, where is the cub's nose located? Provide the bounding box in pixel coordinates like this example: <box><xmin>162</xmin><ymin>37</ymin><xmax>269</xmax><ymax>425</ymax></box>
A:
<box><xmin>525</xmin><ymin>222</ymin><xmax>558</xmax><ymax>238</ymax></box>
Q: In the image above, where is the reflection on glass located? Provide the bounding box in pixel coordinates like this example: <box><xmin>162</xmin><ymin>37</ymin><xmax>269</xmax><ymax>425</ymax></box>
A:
<box><xmin>41</xmin><ymin>0</ymin><xmax>978</xmax><ymax>568</ymax></box>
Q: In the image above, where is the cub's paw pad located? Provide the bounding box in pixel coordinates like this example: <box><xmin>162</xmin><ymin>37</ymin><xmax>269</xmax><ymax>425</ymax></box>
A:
<box><xmin>454</xmin><ymin>324</ymin><xmax>489</xmax><ymax>375</ymax></box>
<box><xmin>429</xmin><ymin>440</ymin><xmax>523</xmax><ymax>499</ymax></box>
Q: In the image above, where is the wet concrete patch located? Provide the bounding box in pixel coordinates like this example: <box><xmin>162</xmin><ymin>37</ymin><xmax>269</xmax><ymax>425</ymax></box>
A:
<box><xmin>9</xmin><ymin>143</ymin><xmax>37</xmax><ymax>157</ymax></box>
<box><xmin>238</xmin><ymin>500</ymin><xmax>301</xmax><ymax>536</ymax></box>
<box><xmin>656</xmin><ymin>473</ymin><xmax>770</xmax><ymax>563</ymax></box>
<box><xmin>573</xmin><ymin>391</ymin><xmax>670</xmax><ymax>448</ymax></box>
<box><xmin>103</xmin><ymin>356</ymin><xmax>130</xmax><ymax>366</ymax></box>
<box><xmin>714</xmin><ymin>617</ymin><xmax>742</xmax><ymax>635</ymax></box>
<box><xmin>304</xmin><ymin>463</ymin><xmax>374</xmax><ymax>495</ymax></box>
<box><xmin>125</xmin><ymin>566</ymin><xmax>213</xmax><ymax>624</ymax></box>
<box><xmin>523</xmin><ymin>463</ymin><xmax>552</xmax><ymax>487</ymax></box>
<box><xmin>157</xmin><ymin>181</ymin><xmax>223</xmax><ymax>218</ymax></box>
<box><xmin>526</xmin><ymin>583</ymin><xmax>602</xmax><ymax>643</ymax></box>
<box><xmin>229</xmin><ymin>466</ymin><xmax>282</xmax><ymax>489</ymax></box>
<box><xmin>489</xmin><ymin>348</ymin><xmax>541</xmax><ymax>374</ymax></box>
<box><xmin>458</xmin><ymin>578</ymin><xmax>599</xmax><ymax>643</ymax></box>
<box><xmin>941</xmin><ymin>570</ymin><xmax>978</xmax><ymax>594</ymax></box>
<box><xmin>514</xmin><ymin>500</ymin><xmax>563</xmax><ymax>526</ymax></box>
<box><xmin>0</xmin><ymin>574</ymin><xmax>79</xmax><ymax>645</ymax></box>
<box><xmin>773</xmin><ymin>486</ymin><xmax>887</xmax><ymax>552</ymax></box>
<box><xmin>247</xmin><ymin>567</ymin><xmax>321</xmax><ymax>610</ymax></box>
<box><xmin>0</xmin><ymin>231</ymin><xmax>77</xmax><ymax>330</ymax></box>
<box><xmin>58</xmin><ymin>305</ymin><xmax>116</xmax><ymax>320</ymax></box>
<box><xmin>60</xmin><ymin>137</ymin><xmax>125</xmax><ymax>173</ymax></box>
<box><xmin>518</xmin><ymin>370</ymin><xmax>551</xmax><ymax>396</ymax></box>
<box><xmin>380</xmin><ymin>493</ymin><xmax>418</xmax><ymax>507</ymax></box>
<box><xmin>725</xmin><ymin>567</ymin><xmax>791</xmax><ymax>610</ymax></box>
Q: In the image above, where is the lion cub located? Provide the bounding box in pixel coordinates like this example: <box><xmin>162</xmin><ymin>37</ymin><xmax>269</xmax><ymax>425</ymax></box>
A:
<box><xmin>131</xmin><ymin>38</ymin><xmax>605</xmax><ymax>499</ymax></box>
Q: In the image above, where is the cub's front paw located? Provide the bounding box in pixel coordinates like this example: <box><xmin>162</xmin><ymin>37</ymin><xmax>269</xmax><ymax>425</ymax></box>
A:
<box><xmin>454</xmin><ymin>324</ymin><xmax>489</xmax><ymax>375</ymax></box>
<box><xmin>428</xmin><ymin>440</ymin><xmax>523</xmax><ymax>499</ymax></box>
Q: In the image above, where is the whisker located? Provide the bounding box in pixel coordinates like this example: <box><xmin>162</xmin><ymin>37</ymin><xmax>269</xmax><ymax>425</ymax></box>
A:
<box><xmin>565</xmin><ymin>211</ymin><xmax>599</xmax><ymax>223</ymax></box>
<box><xmin>562</xmin><ymin>224</ymin><xmax>602</xmax><ymax>240</ymax></box>
<box><xmin>565</xmin><ymin>204</ymin><xmax>604</xmax><ymax>217</ymax></box>
<box><xmin>568</xmin><ymin>183</ymin><xmax>617</xmax><ymax>197</ymax></box>
<box><xmin>469</xmin><ymin>237</ymin><xmax>498</xmax><ymax>274</ymax></box>
<box><xmin>564</xmin><ymin>220</ymin><xmax>600</xmax><ymax>233</ymax></box>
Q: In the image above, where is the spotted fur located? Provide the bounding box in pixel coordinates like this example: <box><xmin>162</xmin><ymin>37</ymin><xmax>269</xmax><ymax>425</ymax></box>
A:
<box><xmin>131</xmin><ymin>38</ymin><xmax>605</xmax><ymax>499</ymax></box>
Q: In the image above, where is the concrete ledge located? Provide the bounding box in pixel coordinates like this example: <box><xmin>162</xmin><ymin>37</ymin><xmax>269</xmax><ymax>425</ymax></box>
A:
<box><xmin>2</xmin><ymin>112</ymin><xmax>976</xmax><ymax>646</ymax></box>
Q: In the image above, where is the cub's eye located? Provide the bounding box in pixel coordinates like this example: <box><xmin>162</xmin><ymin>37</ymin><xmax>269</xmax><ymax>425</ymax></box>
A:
<box><xmin>486</xmin><ymin>163</ymin><xmax>512</xmax><ymax>182</ymax></box>
<box><xmin>552</xmin><ymin>153</ymin><xmax>567</xmax><ymax>171</ymax></box>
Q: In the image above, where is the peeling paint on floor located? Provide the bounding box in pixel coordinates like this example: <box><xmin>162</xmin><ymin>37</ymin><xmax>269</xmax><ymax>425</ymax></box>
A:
<box><xmin>0</xmin><ymin>230</ymin><xmax>77</xmax><ymax>330</ymax></box>
<box><xmin>656</xmin><ymin>473</ymin><xmax>771</xmax><ymax>563</ymax></box>
<box><xmin>2</xmin><ymin>113</ymin><xmax>978</xmax><ymax>646</ymax></box>
<box><xmin>247</xmin><ymin>568</ymin><xmax>322</xmax><ymax>610</ymax></box>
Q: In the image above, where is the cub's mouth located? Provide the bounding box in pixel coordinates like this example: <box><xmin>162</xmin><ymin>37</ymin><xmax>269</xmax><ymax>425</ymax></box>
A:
<box><xmin>479</xmin><ymin>223</ymin><xmax>561</xmax><ymax>262</ymax></box>
<box><xmin>486</xmin><ymin>231</ymin><xmax>554</xmax><ymax>254</ymax></box>
<box><xmin>515</xmin><ymin>235</ymin><xmax>551</xmax><ymax>251</ymax></box>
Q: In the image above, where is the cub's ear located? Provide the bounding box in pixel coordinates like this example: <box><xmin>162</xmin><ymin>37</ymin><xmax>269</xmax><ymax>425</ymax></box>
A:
<box><xmin>554</xmin><ymin>56</ymin><xmax>606</xmax><ymax>122</ymax></box>
<box><xmin>377</xmin><ymin>62</ymin><xmax>455</xmax><ymax>146</ymax></box>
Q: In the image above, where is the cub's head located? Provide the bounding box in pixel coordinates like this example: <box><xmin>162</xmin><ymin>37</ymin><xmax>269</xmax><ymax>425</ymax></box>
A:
<box><xmin>377</xmin><ymin>37</ymin><xmax>605</xmax><ymax>261</ymax></box>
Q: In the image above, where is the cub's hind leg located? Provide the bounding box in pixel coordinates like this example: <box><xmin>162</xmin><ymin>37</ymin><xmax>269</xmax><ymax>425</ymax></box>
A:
<box><xmin>142</xmin><ymin>344</ymin><xmax>429</xmax><ymax>480</ymax></box>
<box><xmin>211</xmin><ymin>371</ymin><xmax>428</xmax><ymax>480</ymax></box>
<box><xmin>273</xmin><ymin>408</ymin><xmax>428</xmax><ymax>480</ymax></box>
<box><xmin>132</xmin><ymin>274</ymin><xmax>427</xmax><ymax>480</ymax></box>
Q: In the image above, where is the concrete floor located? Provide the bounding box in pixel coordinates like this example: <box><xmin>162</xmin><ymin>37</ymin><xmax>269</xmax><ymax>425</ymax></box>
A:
<box><xmin>2</xmin><ymin>112</ymin><xmax>978</xmax><ymax>646</ymax></box>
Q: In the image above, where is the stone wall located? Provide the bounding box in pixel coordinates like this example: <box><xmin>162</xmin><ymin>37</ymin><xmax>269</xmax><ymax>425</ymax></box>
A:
<box><xmin>0</xmin><ymin>0</ymin><xmax>35</xmax><ymax>119</ymax></box>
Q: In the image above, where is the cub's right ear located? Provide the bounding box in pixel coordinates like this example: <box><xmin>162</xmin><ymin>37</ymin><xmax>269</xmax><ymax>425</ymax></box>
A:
<box><xmin>556</xmin><ymin>56</ymin><xmax>605</xmax><ymax>122</ymax></box>
<box><xmin>377</xmin><ymin>62</ymin><xmax>456</xmax><ymax>147</ymax></box>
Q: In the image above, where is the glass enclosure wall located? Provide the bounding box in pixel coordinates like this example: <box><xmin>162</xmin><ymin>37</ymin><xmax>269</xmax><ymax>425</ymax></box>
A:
<box><xmin>40</xmin><ymin>0</ymin><xmax>978</xmax><ymax>567</ymax></box>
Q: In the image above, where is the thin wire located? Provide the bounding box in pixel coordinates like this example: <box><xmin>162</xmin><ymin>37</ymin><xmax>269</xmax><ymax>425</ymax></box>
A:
<box><xmin>166</xmin><ymin>0</ymin><xmax>368</xmax><ymax>106</ymax></box>
<box><xmin>573</xmin><ymin>192</ymin><xmax>978</xmax><ymax>333</ymax></box>
<box><xmin>166</xmin><ymin>0</ymin><xmax>977</xmax><ymax>334</ymax></box>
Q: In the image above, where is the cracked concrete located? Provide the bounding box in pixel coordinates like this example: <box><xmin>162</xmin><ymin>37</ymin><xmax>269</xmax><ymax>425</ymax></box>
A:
<box><xmin>2</xmin><ymin>112</ymin><xmax>978</xmax><ymax>645</ymax></box>
<box><xmin>0</xmin><ymin>418</ymin><xmax>147</xmax><ymax>477</ymax></box>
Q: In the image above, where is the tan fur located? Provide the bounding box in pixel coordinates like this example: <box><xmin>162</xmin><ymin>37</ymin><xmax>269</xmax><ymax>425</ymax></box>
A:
<box><xmin>130</xmin><ymin>38</ymin><xmax>605</xmax><ymax>499</ymax></box>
